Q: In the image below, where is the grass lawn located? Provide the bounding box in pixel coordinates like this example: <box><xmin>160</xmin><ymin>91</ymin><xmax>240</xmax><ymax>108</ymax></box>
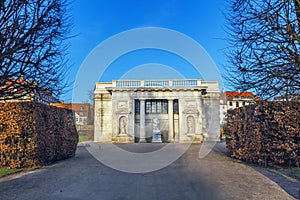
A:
<box><xmin>0</xmin><ymin>168</ymin><xmax>22</xmax><ymax>177</ymax></box>
<box><xmin>78</xmin><ymin>135</ymin><xmax>89</xmax><ymax>142</ymax></box>
<box><xmin>267</xmin><ymin>167</ymin><xmax>300</xmax><ymax>181</ymax></box>
<box><xmin>279</xmin><ymin>167</ymin><xmax>300</xmax><ymax>180</ymax></box>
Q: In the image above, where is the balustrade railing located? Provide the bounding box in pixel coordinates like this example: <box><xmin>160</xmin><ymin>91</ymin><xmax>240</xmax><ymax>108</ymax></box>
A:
<box><xmin>171</xmin><ymin>80</ymin><xmax>198</xmax><ymax>86</ymax></box>
<box><xmin>116</xmin><ymin>81</ymin><xmax>141</xmax><ymax>87</ymax></box>
<box><xmin>115</xmin><ymin>79</ymin><xmax>200</xmax><ymax>87</ymax></box>
<box><xmin>144</xmin><ymin>81</ymin><xmax>169</xmax><ymax>87</ymax></box>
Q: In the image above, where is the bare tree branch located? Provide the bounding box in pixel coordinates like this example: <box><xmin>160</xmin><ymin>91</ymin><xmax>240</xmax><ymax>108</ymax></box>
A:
<box><xmin>0</xmin><ymin>0</ymin><xmax>72</xmax><ymax>101</ymax></box>
<box><xmin>224</xmin><ymin>0</ymin><xmax>300</xmax><ymax>100</ymax></box>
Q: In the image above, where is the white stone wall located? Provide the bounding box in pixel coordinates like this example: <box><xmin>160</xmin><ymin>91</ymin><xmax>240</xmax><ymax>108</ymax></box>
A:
<box><xmin>94</xmin><ymin>82</ymin><xmax>113</xmax><ymax>142</ymax></box>
<box><xmin>94</xmin><ymin>79</ymin><xmax>220</xmax><ymax>143</ymax></box>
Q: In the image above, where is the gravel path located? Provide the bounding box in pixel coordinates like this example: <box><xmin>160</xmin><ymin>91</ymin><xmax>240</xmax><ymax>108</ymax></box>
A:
<box><xmin>0</xmin><ymin>142</ymin><xmax>296</xmax><ymax>200</ymax></box>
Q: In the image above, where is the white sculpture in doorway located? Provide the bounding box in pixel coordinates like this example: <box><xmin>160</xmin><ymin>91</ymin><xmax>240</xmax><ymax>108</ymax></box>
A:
<box><xmin>152</xmin><ymin>117</ymin><xmax>162</xmax><ymax>143</ymax></box>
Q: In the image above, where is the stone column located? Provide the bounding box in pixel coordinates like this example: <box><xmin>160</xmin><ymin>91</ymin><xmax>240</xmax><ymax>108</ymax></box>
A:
<box><xmin>131</xmin><ymin>99</ymin><xmax>135</xmax><ymax>141</ymax></box>
<box><xmin>168</xmin><ymin>99</ymin><xmax>174</xmax><ymax>142</ymax></box>
<box><xmin>139</xmin><ymin>99</ymin><xmax>146</xmax><ymax>142</ymax></box>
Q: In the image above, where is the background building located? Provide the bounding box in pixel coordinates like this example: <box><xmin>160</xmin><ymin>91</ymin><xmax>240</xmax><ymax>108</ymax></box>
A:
<box><xmin>273</xmin><ymin>94</ymin><xmax>300</xmax><ymax>101</ymax></box>
<box><xmin>224</xmin><ymin>91</ymin><xmax>259</xmax><ymax>110</ymax></box>
<box><xmin>50</xmin><ymin>102</ymin><xmax>94</xmax><ymax>140</ymax></box>
<box><xmin>0</xmin><ymin>78</ymin><xmax>60</xmax><ymax>104</ymax></box>
<box><xmin>219</xmin><ymin>91</ymin><xmax>260</xmax><ymax>140</ymax></box>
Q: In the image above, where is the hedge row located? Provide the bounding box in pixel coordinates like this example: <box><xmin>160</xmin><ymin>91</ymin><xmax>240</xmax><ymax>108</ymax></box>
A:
<box><xmin>0</xmin><ymin>102</ymin><xmax>78</xmax><ymax>169</ymax></box>
<box><xmin>224</xmin><ymin>101</ymin><xmax>300</xmax><ymax>167</ymax></box>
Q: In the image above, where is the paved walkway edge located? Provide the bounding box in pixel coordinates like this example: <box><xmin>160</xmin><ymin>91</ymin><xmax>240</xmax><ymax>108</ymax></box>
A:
<box><xmin>215</xmin><ymin>142</ymin><xmax>300</xmax><ymax>199</ymax></box>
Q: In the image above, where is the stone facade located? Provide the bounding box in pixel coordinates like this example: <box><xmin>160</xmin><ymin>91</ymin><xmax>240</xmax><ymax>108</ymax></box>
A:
<box><xmin>94</xmin><ymin>79</ymin><xmax>220</xmax><ymax>143</ymax></box>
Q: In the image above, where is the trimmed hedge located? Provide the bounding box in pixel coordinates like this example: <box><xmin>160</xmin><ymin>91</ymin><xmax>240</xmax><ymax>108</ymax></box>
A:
<box><xmin>224</xmin><ymin>101</ymin><xmax>300</xmax><ymax>167</ymax></box>
<box><xmin>0</xmin><ymin>102</ymin><xmax>78</xmax><ymax>169</ymax></box>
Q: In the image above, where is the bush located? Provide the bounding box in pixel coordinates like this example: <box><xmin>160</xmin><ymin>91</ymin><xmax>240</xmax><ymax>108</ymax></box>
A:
<box><xmin>0</xmin><ymin>102</ymin><xmax>78</xmax><ymax>169</ymax></box>
<box><xmin>224</xmin><ymin>101</ymin><xmax>300</xmax><ymax>167</ymax></box>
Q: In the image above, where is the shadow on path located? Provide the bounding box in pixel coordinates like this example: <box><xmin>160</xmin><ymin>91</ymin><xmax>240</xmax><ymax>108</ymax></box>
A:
<box><xmin>0</xmin><ymin>142</ymin><xmax>296</xmax><ymax>200</ymax></box>
<box><xmin>214</xmin><ymin>142</ymin><xmax>300</xmax><ymax>199</ymax></box>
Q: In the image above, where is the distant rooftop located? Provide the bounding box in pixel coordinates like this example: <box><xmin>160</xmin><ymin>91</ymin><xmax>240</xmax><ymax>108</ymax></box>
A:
<box><xmin>224</xmin><ymin>91</ymin><xmax>260</xmax><ymax>101</ymax></box>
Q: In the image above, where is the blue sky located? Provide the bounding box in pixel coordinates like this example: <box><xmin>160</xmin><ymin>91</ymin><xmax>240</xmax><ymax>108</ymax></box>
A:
<box><xmin>66</xmin><ymin>0</ymin><xmax>228</xmax><ymax>102</ymax></box>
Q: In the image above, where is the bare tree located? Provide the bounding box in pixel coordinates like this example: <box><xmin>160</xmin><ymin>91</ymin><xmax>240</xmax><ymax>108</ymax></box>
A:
<box><xmin>0</xmin><ymin>0</ymin><xmax>71</xmax><ymax>100</ymax></box>
<box><xmin>87</xmin><ymin>89</ymin><xmax>94</xmax><ymax>105</ymax></box>
<box><xmin>225</xmin><ymin>0</ymin><xmax>300</xmax><ymax>100</ymax></box>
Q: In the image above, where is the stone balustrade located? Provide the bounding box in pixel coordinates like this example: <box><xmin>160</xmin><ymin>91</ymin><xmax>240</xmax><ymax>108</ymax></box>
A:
<box><xmin>114</xmin><ymin>79</ymin><xmax>201</xmax><ymax>87</ymax></box>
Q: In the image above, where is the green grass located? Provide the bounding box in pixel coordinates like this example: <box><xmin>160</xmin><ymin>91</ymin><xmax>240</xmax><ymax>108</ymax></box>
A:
<box><xmin>0</xmin><ymin>168</ymin><xmax>21</xmax><ymax>177</ymax></box>
<box><xmin>268</xmin><ymin>167</ymin><xmax>300</xmax><ymax>181</ymax></box>
<box><xmin>286</xmin><ymin>167</ymin><xmax>300</xmax><ymax>180</ymax></box>
<box><xmin>78</xmin><ymin>135</ymin><xmax>88</xmax><ymax>142</ymax></box>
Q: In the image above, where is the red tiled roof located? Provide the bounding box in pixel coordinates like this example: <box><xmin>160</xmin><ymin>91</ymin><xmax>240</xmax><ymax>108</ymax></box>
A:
<box><xmin>224</xmin><ymin>91</ymin><xmax>256</xmax><ymax>101</ymax></box>
<box><xmin>50</xmin><ymin>103</ymin><xmax>73</xmax><ymax>110</ymax></box>
<box><xmin>1</xmin><ymin>78</ymin><xmax>29</xmax><ymax>93</ymax></box>
<box><xmin>50</xmin><ymin>103</ymin><xmax>93</xmax><ymax>117</ymax></box>
<box><xmin>1</xmin><ymin>78</ymin><xmax>59</xmax><ymax>104</ymax></box>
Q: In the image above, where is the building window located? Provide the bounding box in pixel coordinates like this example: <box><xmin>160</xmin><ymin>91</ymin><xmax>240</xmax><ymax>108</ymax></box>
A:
<box><xmin>236</xmin><ymin>102</ymin><xmax>239</xmax><ymax>107</ymax></box>
<box><xmin>146</xmin><ymin>100</ymin><xmax>168</xmax><ymax>114</ymax></box>
<box><xmin>80</xmin><ymin>111</ymin><xmax>84</xmax><ymax>116</ymax></box>
<box><xmin>173</xmin><ymin>100</ymin><xmax>179</xmax><ymax>114</ymax></box>
<box><xmin>135</xmin><ymin>100</ymin><xmax>140</xmax><ymax>114</ymax></box>
<box><xmin>243</xmin><ymin>101</ymin><xmax>246</xmax><ymax>106</ymax></box>
<box><xmin>80</xmin><ymin>106</ymin><xmax>84</xmax><ymax>110</ymax></box>
<box><xmin>229</xmin><ymin>101</ymin><xmax>233</xmax><ymax>106</ymax></box>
